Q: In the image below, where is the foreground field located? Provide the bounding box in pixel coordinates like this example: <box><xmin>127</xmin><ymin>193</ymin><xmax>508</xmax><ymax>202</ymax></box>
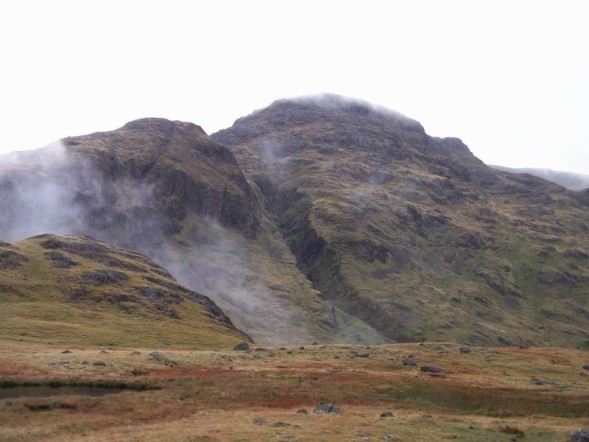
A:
<box><xmin>0</xmin><ymin>342</ymin><xmax>588</xmax><ymax>441</ymax></box>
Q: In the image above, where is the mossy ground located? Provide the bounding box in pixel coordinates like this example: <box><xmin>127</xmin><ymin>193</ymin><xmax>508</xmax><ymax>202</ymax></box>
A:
<box><xmin>0</xmin><ymin>341</ymin><xmax>587</xmax><ymax>441</ymax></box>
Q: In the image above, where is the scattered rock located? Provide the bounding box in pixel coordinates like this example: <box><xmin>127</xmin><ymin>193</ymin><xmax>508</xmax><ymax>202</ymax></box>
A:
<box><xmin>26</xmin><ymin>402</ymin><xmax>77</xmax><ymax>411</ymax></box>
<box><xmin>81</xmin><ymin>269</ymin><xmax>129</xmax><ymax>285</ymax></box>
<box><xmin>298</xmin><ymin>346</ymin><xmax>305</xmax><ymax>350</ymax></box>
<box><xmin>61</xmin><ymin>350</ymin><xmax>72</xmax><ymax>354</ymax></box>
<box><xmin>0</xmin><ymin>250</ymin><xmax>29</xmax><ymax>269</ymax></box>
<box><xmin>149</xmin><ymin>351</ymin><xmax>177</xmax><ymax>367</ymax></box>
<box><xmin>459</xmin><ymin>346</ymin><xmax>471</xmax><ymax>354</ymax></box>
<box><xmin>92</xmin><ymin>361</ymin><xmax>107</xmax><ymax>367</ymax></box>
<box><xmin>582</xmin><ymin>365</ymin><xmax>589</xmax><ymax>371</ymax></box>
<box><xmin>500</xmin><ymin>425</ymin><xmax>525</xmax><ymax>438</ymax></box>
<box><xmin>234</xmin><ymin>342</ymin><xmax>250</xmax><ymax>351</ymax></box>
<box><xmin>100</xmin><ymin>350</ymin><xmax>109</xmax><ymax>354</ymax></box>
<box><xmin>531</xmin><ymin>378</ymin><xmax>544</xmax><ymax>385</ymax></box>
<box><xmin>420</xmin><ymin>366</ymin><xmax>443</xmax><ymax>373</ymax></box>
<box><xmin>382</xmin><ymin>435</ymin><xmax>397</xmax><ymax>441</ymax></box>
<box><xmin>571</xmin><ymin>429</ymin><xmax>589</xmax><ymax>442</ymax></box>
<box><xmin>272</xmin><ymin>421</ymin><xmax>290</xmax><ymax>427</ymax></box>
<box><xmin>314</xmin><ymin>402</ymin><xmax>342</xmax><ymax>414</ymax></box>
<box><xmin>45</xmin><ymin>251</ymin><xmax>78</xmax><ymax>268</ymax></box>
<box><xmin>402</xmin><ymin>358</ymin><xmax>416</xmax><ymax>366</ymax></box>
<box><xmin>253</xmin><ymin>418</ymin><xmax>266</xmax><ymax>425</ymax></box>
<box><xmin>379</xmin><ymin>411</ymin><xmax>394</xmax><ymax>418</ymax></box>
<box><xmin>355</xmin><ymin>353</ymin><xmax>370</xmax><ymax>358</ymax></box>
<box><xmin>297</xmin><ymin>408</ymin><xmax>308</xmax><ymax>415</ymax></box>
<box><xmin>131</xmin><ymin>351</ymin><xmax>141</xmax><ymax>355</ymax></box>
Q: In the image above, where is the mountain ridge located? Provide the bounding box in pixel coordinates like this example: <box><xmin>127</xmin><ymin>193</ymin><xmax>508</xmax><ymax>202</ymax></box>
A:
<box><xmin>1</xmin><ymin>95</ymin><xmax>588</xmax><ymax>348</ymax></box>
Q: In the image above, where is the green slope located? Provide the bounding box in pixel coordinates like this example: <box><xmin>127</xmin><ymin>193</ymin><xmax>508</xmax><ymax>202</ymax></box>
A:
<box><xmin>0</xmin><ymin>234</ymin><xmax>250</xmax><ymax>349</ymax></box>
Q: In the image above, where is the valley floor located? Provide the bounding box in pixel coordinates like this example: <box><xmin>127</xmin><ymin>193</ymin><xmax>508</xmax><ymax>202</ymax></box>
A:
<box><xmin>0</xmin><ymin>342</ymin><xmax>588</xmax><ymax>441</ymax></box>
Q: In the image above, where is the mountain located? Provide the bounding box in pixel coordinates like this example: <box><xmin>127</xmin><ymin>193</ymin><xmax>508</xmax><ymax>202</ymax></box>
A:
<box><xmin>213</xmin><ymin>94</ymin><xmax>589</xmax><ymax>348</ymax></box>
<box><xmin>491</xmin><ymin>165</ymin><xmax>589</xmax><ymax>191</ymax></box>
<box><xmin>0</xmin><ymin>234</ymin><xmax>249</xmax><ymax>348</ymax></box>
<box><xmin>2</xmin><ymin>96</ymin><xmax>588</xmax><ymax>348</ymax></box>
<box><xmin>0</xmin><ymin>118</ymin><xmax>382</xmax><ymax>345</ymax></box>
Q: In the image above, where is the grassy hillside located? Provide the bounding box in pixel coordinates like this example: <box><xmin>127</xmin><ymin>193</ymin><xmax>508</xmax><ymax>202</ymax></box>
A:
<box><xmin>0</xmin><ymin>234</ymin><xmax>249</xmax><ymax>349</ymax></box>
<box><xmin>0</xmin><ymin>119</ymin><xmax>364</xmax><ymax>345</ymax></box>
<box><xmin>213</xmin><ymin>95</ymin><xmax>589</xmax><ymax>348</ymax></box>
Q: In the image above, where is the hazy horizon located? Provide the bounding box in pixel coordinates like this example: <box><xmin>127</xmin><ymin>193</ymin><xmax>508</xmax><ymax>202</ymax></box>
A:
<box><xmin>1</xmin><ymin>1</ymin><xmax>588</xmax><ymax>175</ymax></box>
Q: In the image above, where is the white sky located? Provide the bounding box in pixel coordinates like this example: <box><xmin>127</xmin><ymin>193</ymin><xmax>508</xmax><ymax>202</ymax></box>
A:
<box><xmin>1</xmin><ymin>0</ymin><xmax>588</xmax><ymax>174</ymax></box>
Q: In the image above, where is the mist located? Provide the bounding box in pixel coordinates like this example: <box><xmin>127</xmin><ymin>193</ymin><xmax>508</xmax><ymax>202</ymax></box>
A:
<box><xmin>0</xmin><ymin>142</ymin><xmax>313</xmax><ymax>344</ymax></box>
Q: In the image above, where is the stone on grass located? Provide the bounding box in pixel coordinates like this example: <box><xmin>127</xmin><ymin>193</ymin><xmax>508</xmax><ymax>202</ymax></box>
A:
<box><xmin>234</xmin><ymin>342</ymin><xmax>250</xmax><ymax>351</ymax></box>
<box><xmin>571</xmin><ymin>429</ymin><xmax>589</xmax><ymax>442</ymax></box>
<box><xmin>314</xmin><ymin>402</ymin><xmax>343</xmax><ymax>414</ymax></box>
<box><xmin>420</xmin><ymin>366</ymin><xmax>443</xmax><ymax>373</ymax></box>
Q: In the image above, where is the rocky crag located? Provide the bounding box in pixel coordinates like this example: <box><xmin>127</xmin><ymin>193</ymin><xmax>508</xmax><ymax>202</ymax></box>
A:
<box><xmin>0</xmin><ymin>117</ymin><xmax>380</xmax><ymax>345</ymax></box>
<box><xmin>213</xmin><ymin>94</ymin><xmax>589</xmax><ymax>347</ymax></box>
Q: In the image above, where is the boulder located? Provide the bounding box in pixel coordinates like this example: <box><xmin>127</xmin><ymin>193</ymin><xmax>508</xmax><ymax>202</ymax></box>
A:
<box><xmin>314</xmin><ymin>402</ymin><xmax>343</xmax><ymax>414</ymax></box>
<box><xmin>420</xmin><ymin>366</ymin><xmax>443</xmax><ymax>373</ymax></box>
<box><xmin>234</xmin><ymin>342</ymin><xmax>250</xmax><ymax>351</ymax></box>
<box><xmin>571</xmin><ymin>429</ymin><xmax>589</xmax><ymax>442</ymax></box>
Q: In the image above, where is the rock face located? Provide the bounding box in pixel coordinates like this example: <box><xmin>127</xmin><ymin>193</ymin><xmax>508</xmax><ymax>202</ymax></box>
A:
<box><xmin>64</xmin><ymin>118</ymin><xmax>262</xmax><ymax>239</ymax></box>
<box><xmin>213</xmin><ymin>94</ymin><xmax>589</xmax><ymax>347</ymax></box>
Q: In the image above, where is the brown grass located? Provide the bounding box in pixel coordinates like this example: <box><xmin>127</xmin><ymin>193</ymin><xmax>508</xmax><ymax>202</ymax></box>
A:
<box><xmin>0</xmin><ymin>341</ymin><xmax>588</xmax><ymax>441</ymax></box>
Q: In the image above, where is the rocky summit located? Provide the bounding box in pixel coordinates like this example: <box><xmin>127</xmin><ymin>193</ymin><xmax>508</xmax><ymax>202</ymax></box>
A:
<box><xmin>1</xmin><ymin>95</ymin><xmax>588</xmax><ymax>348</ymax></box>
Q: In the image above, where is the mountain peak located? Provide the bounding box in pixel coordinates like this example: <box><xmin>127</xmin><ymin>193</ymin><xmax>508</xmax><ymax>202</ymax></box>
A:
<box><xmin>122</xmin><ymin>118</ymin><xmax>207</xmax><ymax>136</ymax></box>
<box><xmin>228</xmin><ymin>94</ymin><xmax>425</xmax><ymax>135</ymax></box>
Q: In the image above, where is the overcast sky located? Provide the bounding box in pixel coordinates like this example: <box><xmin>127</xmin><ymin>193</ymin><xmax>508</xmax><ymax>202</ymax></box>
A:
<box><xmin>1</xmin><ymin>0</ymin><xmax>588</xmax><ymax>174</ymax></box>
